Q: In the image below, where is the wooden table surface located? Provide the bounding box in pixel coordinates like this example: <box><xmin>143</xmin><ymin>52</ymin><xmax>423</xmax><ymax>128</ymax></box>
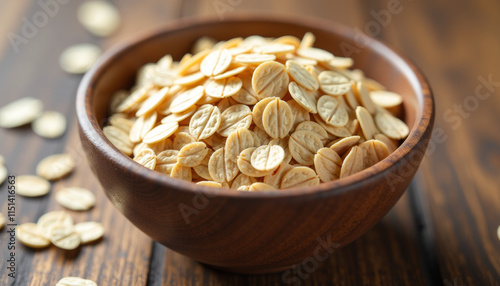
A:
<box><xmin>1</xmin><ymin>0</ymin><xmax>499</xmax><ymax>285</ymax></box>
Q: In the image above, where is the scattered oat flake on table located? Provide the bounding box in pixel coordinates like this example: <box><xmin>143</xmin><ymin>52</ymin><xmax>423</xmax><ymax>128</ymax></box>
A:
<box><xmin>56</xmin><ymin>187</ymin><xmax>96</xmax><ymax>211</ymax></box>
<box><xmin>60</xmin><ymin>44</ymin><xmax>102</xmax><ymax>74</ymax></box>
<box><xmin>74</xmin><ymin>221</ymin><xmax>105</xmax><ymax>244</ymax></box>
<box><xmin>318</xmin><ymin>71</ymin><xmax>351</xmax><ymax>96</ymax></box>
<box><xmin>37</xmin><ymin>211</ymin><xmax>74</xmax><ymax>238</ymax></box>
<box><xmin>0</xmin><ymin>97</ymin><xmax>43</xmax><ymax>128</ymax></box>
<box><xmin>16</xmin><ymin>223</ymin><xmax>51</xmax><ymax>248</ymax></box>
<box><xmin>50</xmin><ymin>224</ymin><xmax>81</xmax><ymax>250</ymax></box>
<box><xmin>36</xmin><ymin>153</ymin><xmax>75</xmax><ymax>181</ymax></box>
<box><xmin>252</xmin><ymin>61</ymin><xmax>289</xmax><ymax>99</ymax></box>
<box><xmin>16</xmin><ymin>175</ymin><xmax>51</xmax><ymax>197</ymax></box>
<box><xmin>31</xmin><ymin>110</ymin><xmax>67</xmax><ymax>138</ymax></box>
<box><xmin>56</xmin><ymin>277</ymin><xmax>97</xmax><ymax>286</ymax></box>
<box><xmin>78</xmin><ymin>0</ymin><xmax>120</xmax><ymax>37</ymax></box>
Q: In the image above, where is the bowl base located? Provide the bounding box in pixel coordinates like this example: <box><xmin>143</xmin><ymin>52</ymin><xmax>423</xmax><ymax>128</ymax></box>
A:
<box><xmin>205</xmin><ymin>263</ymin><xmax>297</xmax><ymax>275</ymax></box>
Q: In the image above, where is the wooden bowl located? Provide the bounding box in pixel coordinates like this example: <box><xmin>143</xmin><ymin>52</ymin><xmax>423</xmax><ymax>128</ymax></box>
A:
<box><xmin>76</xmin><ymin>15</ymin><xmax>434</xmax><ymax>274</ymax></box>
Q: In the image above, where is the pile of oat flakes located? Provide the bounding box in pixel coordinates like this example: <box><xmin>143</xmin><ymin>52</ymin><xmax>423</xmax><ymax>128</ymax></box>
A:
<box><xmin>104</xmin><ymin>33</ymin><xmax>409</xmax><ymax>191</ymax></box>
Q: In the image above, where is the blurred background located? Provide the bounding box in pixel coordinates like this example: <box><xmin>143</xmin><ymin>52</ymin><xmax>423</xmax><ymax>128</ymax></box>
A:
<box><xmin>0</xmin><ymin>0</ymin><xmax>499</xmax><ymax>285</ymax></box>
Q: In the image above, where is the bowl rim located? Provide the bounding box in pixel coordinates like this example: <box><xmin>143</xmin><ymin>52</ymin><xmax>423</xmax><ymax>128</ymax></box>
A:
<box><xmin>76</xmin><ymin>13</ymin><xmax>434</xmax><ymax>199</ymax></box>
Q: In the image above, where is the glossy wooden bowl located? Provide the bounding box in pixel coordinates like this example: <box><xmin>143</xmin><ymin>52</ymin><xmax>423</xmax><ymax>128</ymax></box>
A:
<box><xmin>76</xmin><ymin>15</ymin><xmax>434</xmax><ymax>274</ymax></box>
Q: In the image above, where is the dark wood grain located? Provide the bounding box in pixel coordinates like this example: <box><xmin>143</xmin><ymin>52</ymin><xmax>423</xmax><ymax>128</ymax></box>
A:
<box><xmin>372</xmin><ymin>0</ymin><xmax>500</xmax><ymax>285</ymax></box>
<box><xmin>0</xmin><ymin>0</ymin><xmax>183</xmax><ymax>285</ymax></box>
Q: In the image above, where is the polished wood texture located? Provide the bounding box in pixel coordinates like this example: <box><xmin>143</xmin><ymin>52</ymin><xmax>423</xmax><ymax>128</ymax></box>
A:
<box><xmin>0</xmin><ymin>0</ymin><xmax>498</xmax><ymax>285</ymax></box>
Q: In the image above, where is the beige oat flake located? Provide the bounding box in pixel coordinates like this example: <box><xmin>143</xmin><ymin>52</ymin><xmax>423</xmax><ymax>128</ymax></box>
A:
<box><xmin>286</xmin><ymin>60</ymin><xmax>319</xmax><ymax>91</ymax></box>
<box><xmin>359</xmin><ymin>139</ymin><xmax>390</xmax><ymax>168</ymax></box>
<box><xmin>16</xmin><ymin>223</ymin><xmax>51</xmax><ymax>248</ymax></box>
<box><xmin>189</xmin><ymin>104</ymin><xmax>222</xmax><ymax>140</ymax></box>
<box><xmin>356</xmin><ymin>106</ymin><xmax>377</xmax><ymax>140</ymax></box>
<box><xmin>200</xmin><ymin>49</ymin><xmax>232</xmax><ymax>76</ymax></box>
<box><xmin>74</xmin><ymin>221</ymin><xmax>105</xmax><ymax>244</ymax></box>
<box><xmin>178</xmin><ymin>142</ymin><xmax>208</xmax><ymax>167</ymax></box>
<box><xmin>56</xmin><ymin>277</ymin><xmax>97</xmax><ymax>286</ymax></box>
<box><xmin>206</xmin><ymin>77</ymin><xmax>242</xmax><ymax>98</ymax></box>
<box><xmin>289</xmin><ymin>130</ymin><xmax>324</xmax><ymax>165</ymax></box>
<box><xmin>37</xmin><ymin>211</ymin><xmax>74</xmax><ymax>239</ymax></box>
<box><xmin>340</xmin><ymin>146</ymin><xmax>364</xmax><ymax>178</ymax></box>
<box><xmin>32</xmin><ymin>111</ymin><xmax>67</xmax><ymax>138</ymax></box>
<box><xmin>217</xmin><ymin>104</ymin><xmax>252</xmax><ymax>137</ymax></box>
<box><xmin>314</xmin><ymin>148</ymin><xmax>342</xmax><ymax>182</ymax></box>
<box><xmin>280</xmin><ymin>166</ymin><xmax>319</xmax><ymax>189</ymax></box>
<box><xmin>208</xmin><ymin>147</ymin><xmax>239</xmax><ymax>183</ymax></box>
<box><xmin>237</xmin><ymin>147</ymin><xmax>274</xmax><ymax>177</ymax></box>
<box><xmin>330</xmin><ymin>136</ymin><xmax>361</xmax><ymax>156</ymax></box>
<box><xmin>129</xmin><ymin>111</ymin><xmax>158</xmax><ymax>143</ymax></box>
<box><xmin>234</xmin><ymin>53</ymin><xmax>276</xmax><ymax>64</ymax></box>
<box><xmin>317</xmin><ymin>95</ymin><xmax>349</xmax><ymax>127</ymax></box>
<box><xmin>36</xmin><ymin>154</ymin><xmax>75</xmax><ymax>181</ymax></box>
<box><xmin>143</xmin><ymin>122</ymin><xmax>179</xmax><ymax>144</ymax></box>
<box><xmin>0</xmin><ymin>97</ymin><xmax>43</xmax><ymax>128</ymax></box>
<box><xmin>56</xmin><ymin>187</ymin><xmax>96</xmax><ymax>211</ymax></box>
<box><xmin>17</xmin><ymin>175</ymin><xmax>51</xmax><ymax>197</ymax></box>
<box><xmin>252</xmin><ymin>61</ymin><xmax>289</xmax><ymax>99</ymax></box>
<box><xmin>169</xmin><ymin>85</ymin><xmax>205</xmax><ymax>113</ymax></box>
<box><xmin>173</xmin><ymin>132</ymin><xmax>196</xmax><ymax>150</ymax></box>
<box><xmin>50</xmin><ymin>224</ymin><xmax>81</xmax><ymax>250</ymax></box>
<box><xmin>170</xmin><ymin>162</ymin><xmax>192</xmax><ymax>182</ymax></box>
<box><xmin>60</xmin><ymin>44</ymin><xmax>101</xmax><ymax>74</ymax></box>
<box><xmin>288</xmin><ymin>81</ymin><xmax>318</xmax><ymax>114</ymax></box>
<box><xmin>155</xmin><ymin>150</ymin><xmax>180</xmax><ymax>175</ymax></box>
<box><xmin>251</xmin><ymin>145</ymin><xmax>285</xmax><ymax>172</ymax></box>
<box><xmin>196</xmin><ymin>181</ymin><xmax>222</xmax><ymax>187</ymax></box>
<box><xmin>78</xmin><ymin>0</ymin><xmax>120</xmax><ymax>37</ymax></box>
<box><xmin>262</xmin><ymin>98</ymin><xmax>294</xmax><ymax>139</ymax></box>
<box><xmin>231</xmin><ymin>173</ymin><xmax>257</xmax><ymax>189</ymax></box>
<box><xmin>225</xmin><ymin>128</ymin><xmax>254</xmax><ymax>163</ymax></box>
<box><xmin>375</xmin><ymin>110</ymin><xmax>409</xmax><ymax>140</ymax></box>
<box><xmin>318</xmin><ymin>71</ymin><xmax>351</xmax><ymax>96</ymax></box>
